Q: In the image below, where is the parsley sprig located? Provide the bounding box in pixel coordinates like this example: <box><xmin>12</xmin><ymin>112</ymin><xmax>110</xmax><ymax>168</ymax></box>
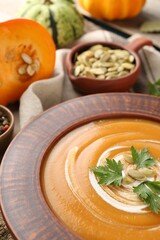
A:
<box><xmin>148</xmin><ymin>79</ymin><xmax>160</xmax><ymax>96</ymax></box>
<box><xmin>90</xmin><ymin>146</ymin><xmax>160</xmax><ymax>214</ymax></box>
<box><xmin>131</xmin><ymin>146</ymin><xmax>157</xmax><ymax>169</ymax></box>
<box><xmin>90</xmin><ymin>159</ymin><xmax>123</xmax><ymax>186</ymax></box>
<box><xmin>134</xmin><ymin>181</ymin><xmax>160</xmax><ymax>214</ymax></box>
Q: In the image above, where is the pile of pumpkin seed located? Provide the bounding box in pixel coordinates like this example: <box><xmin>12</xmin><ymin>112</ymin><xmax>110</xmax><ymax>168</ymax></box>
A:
<box><xmin>73</xmin><ymin>44</ymin><xmax>136</xmax><ymax>80</ymax></box>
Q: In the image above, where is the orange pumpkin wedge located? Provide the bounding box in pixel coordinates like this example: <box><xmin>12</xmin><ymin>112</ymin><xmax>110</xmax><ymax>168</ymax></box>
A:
<box><xmin>0</xmin><ymin>18</ymin><xmax>56</xmax><ymax>106</ymax></box>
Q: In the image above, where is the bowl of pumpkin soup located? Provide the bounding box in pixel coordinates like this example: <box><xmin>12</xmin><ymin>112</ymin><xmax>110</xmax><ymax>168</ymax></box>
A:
<box><xmin>0</xmin><ymin>93</ymin><xmax>160</xmax><ymax>240</ymax></box>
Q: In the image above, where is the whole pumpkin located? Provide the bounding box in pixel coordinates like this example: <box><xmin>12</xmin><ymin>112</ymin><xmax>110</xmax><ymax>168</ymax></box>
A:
<box><xmin>78</xmin><ymin>0</ymin><xmax>146</xmax><ymax>20</ymax></box>
<box><xmin>17</xmin><ymin>0</ymin><xmax>84</xmax><ymax>48</ymax></box>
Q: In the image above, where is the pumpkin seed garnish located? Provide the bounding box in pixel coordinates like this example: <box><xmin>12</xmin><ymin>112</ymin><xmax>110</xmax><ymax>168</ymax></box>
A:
<box><xmin>122</xmin><ymin>175</ymin><xmax>135</xmax><ymax>185</ymax></box>
<box><xmin>128</xmin><ymin>169</ymin><xmax>146</xmax><ymax>181</ymax></box>
<box><xmin>90</xmin><ymin>146</ymin><xmax>160</xmax><ymax>213</ymax></box>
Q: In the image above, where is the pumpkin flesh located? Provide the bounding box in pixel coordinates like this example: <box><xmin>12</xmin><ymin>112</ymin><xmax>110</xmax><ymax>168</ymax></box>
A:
<box><xmin>0</xmin><ymin>19</ymin><xmax>56</xmax><ymax>105</ymax></box>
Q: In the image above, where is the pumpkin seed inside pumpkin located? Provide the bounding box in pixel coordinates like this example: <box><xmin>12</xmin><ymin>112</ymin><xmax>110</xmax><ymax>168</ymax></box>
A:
<box><xmin>18</xmin><ymin>64</ymin><xmax>28</xmax><ymax>75</ymax></box>
<box><xmin>18</xmin><ymin>53</ymin><xmax>40</xmax><ymax>77</ymax></box>
<box><xmin>21</xmin><ymin>53</ymin><xmax>33</xmax><ymax>65</ymax></box>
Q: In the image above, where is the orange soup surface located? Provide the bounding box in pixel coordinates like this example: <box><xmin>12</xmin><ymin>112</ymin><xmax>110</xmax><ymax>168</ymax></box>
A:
<box><xmin>41</xmin><ymin>118</ymin><xmax>160</xmax><ymax>240</ymax></box>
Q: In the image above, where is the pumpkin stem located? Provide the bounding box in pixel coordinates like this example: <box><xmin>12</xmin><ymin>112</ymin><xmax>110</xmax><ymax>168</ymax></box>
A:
<box><xmin>43</xmin><ymin>0</ymin><xmax>53</xmax><ymax>5</ymax></box>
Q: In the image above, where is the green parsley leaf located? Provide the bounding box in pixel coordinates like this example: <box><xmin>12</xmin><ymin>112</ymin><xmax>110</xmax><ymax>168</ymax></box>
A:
<box><xmin>133</xmin><ymin>181</ymin><xmax>160</xmax><ymax>214</ymax></box>
<box><xmin>140</xmin><ymin>20</ymin><xmax>160</xmax><ymax>33</ymax></box>
<box><xmin>148</xmin><ymin>79</ymin><xmax>160</xmax><ymax>96</ymax></box>
<box><xmin>131</xmin><ymin>146</ymin><xmax>157</xmax><ymax>169</ymax></box>
<box><xmin>90</xmin><ymin>159</ymin><xmax>123</xmax><ymax>186</ymax></box>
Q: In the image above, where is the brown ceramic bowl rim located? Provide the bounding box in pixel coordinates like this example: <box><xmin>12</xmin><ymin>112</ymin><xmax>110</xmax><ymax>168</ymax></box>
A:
<box><xmin>0</xmin><ymin>105</ymin><xmax>14</xmax><ymax>138</ymax></box>
<box><xmin>66</xmin><ymin>41</ymin><xmax>141</xmax><ymax>83</ymax></box>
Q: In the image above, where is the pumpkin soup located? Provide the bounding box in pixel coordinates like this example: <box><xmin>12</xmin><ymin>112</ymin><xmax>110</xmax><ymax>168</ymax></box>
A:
<box><xmin>41</xmin><ymin>118</ymin><xmax>160</xmax><ymax>240</ymax></box>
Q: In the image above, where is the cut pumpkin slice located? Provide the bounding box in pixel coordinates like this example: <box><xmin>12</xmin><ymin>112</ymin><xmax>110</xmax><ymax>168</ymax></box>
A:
<box><xmin>0</xmin><ymin>18</ymin><xmax>56</xmax><ymax>105</ymax></box>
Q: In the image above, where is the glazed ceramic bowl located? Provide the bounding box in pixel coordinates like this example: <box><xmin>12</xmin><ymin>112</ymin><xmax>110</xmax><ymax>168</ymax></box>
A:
<box><xmin>0</xmin><ymin>93</ymin><xmax>160</xmax><ymax>240</ymax></box>
<box><xmin>0</xmin><ymin>105</ymin><xmax>14</xmax><ymax>153</ymax></box>
<box><xmin>66</xmin><ymin>38</ymin><xmax>152</xmax><ymax>94</ymax></box>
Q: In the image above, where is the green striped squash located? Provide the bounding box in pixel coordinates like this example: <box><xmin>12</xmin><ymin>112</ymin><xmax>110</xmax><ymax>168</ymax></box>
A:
<box><xmin>17</xmin><ymin>0</ymin><xmax>84</xmax><ymax>48</ymax></box>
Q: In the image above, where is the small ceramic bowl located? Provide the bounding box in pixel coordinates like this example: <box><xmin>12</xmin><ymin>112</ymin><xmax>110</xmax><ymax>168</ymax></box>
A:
<box><xmin>0</xmin><ymin>105</ymin><xmax>14</xmax><ymax>154</ymax></box>
<box><xmin>66</xmin><ymin>37</ymin><xmax>152</xmax><ymax>94</ymax></box>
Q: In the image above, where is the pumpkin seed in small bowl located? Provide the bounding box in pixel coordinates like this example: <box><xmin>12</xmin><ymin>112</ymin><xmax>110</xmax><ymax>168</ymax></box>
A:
<box><xmin>74</xmin><ymin>45</ymin><xmax>135</xmax><ymax>79</ymax></box>
<box><xmin>66</xmin><ymin>38</ymin><xmax>152</xmax><ymax>94</ymax></box>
